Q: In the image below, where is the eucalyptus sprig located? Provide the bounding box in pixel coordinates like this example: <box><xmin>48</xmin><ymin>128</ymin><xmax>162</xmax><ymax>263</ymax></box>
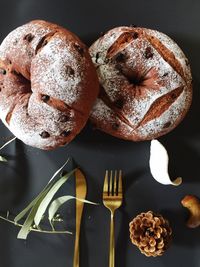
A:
<box><xmin>0</xmin><ymin>137</ymin><xmax>16</xmax><ymax>162</ymax></box>
<box><xmin>0</xmin><ymin>213</ymin><xmax>70</xmax><ymax>235</ymax></box>
<box><xmin>0</xmin><ymin>159</ymin><xmax>97</xmax><ymax>240</ymax></box>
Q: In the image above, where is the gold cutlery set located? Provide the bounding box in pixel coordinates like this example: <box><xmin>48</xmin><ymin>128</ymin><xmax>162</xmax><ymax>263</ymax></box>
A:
<box><xmin>74</xmin><ymin>169</ymin><xmax>123</xmax><ymax>267</ymax></box>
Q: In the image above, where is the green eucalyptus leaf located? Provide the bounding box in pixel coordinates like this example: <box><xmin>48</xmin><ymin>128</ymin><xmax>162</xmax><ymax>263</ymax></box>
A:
<box><xmin>0</xmin><ymin>137</ymin><xmax>16</xmax><ymax>162</ymax></box>
<box><xmin>48</xmin><ymin>195</ymin><xmax>97</xmax><ymax>223</ymax></box>
<box><xmin>15</xmin><ymin>190</ymin><xmax>46</xmax><ymax>223</ymax></box>
<box><xmin>0</xmin><ymin>137</ymin><xmax>16</xmax><ymax>150</ymax></box>
<box><xmin>48</xmin><ymin>158</ymin><xmax>70</xmax><ymax>184</ymax></box>
<box><xmin>0</xmin><ymin>156</ymin><xmax>7</xmax><ymax>162</ymax></box>
<box><xmin>34</xmin><ymin>169</ymin><xmax>76</xmax><ymax>227</ymax></box>
<box><xmin>17</xmin><ymin>190</ymin><xmax>48</xmax><ymax>239</ymax></box>
<box><xmin>14</xmin><ymin>159</ymin><xmax>70</xmax><ymax>223</ymax></box>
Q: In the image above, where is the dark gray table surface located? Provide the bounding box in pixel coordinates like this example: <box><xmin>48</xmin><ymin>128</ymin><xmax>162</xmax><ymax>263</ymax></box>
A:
<box><xmin>0</xmin><ymin>0</ymin><xmax>200</xmax><ymax>266</ymax></box>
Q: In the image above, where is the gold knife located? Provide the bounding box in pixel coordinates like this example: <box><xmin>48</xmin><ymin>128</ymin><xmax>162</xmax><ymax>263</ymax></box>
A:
<box><xmin>73</xmin><ymin>168</ymin><xmax>87</xmax><ymax>267</ymax></box>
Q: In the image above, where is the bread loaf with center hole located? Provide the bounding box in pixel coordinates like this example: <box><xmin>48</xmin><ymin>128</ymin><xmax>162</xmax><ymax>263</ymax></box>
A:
<box><xmin>89</xmin><ymin>26</ymin><xmax>192</xmax><ymax>141</ymax></box>
<box><xmin>0</xmin><ymin>20</ymin><xmax>99</xmax><ymax>149</ymax></box>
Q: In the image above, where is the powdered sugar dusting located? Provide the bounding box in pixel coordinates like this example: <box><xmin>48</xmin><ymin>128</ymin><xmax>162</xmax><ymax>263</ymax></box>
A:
<box><xmin>0</xmin><ymin>21</ymin><xmax>54</xmax><ymax>78</ymax></box>
<box><xmin>0</xmin><ymin>22</ymin><xmax>52</xmax><ymax>57</ymax></box>
<box><xmin>91</xmin><ymin>98</ymin><xmax>134</xmax><ymax>138</ymax></box>
<box><xmin>90</xmin><ymin>27</ymin><xmax>131</xmax><ymax>66</ymax></box>
<box><xmin>145</xmin><ymin>28</ymin><xmax>192</xmax><ymax>83</ymax></box>
<box><xmin>31</xmin><ymin>35</ymin><xmax>83</xmax><ymax>105</ymax></box>
<box><xmin>135</xmin><ymin>89</ymin><xmax>189</xmax><ymax>140</ymax></box>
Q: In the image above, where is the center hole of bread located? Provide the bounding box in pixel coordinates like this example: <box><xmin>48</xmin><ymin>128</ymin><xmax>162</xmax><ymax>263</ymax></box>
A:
<box><xmin>117</xmin><ymin>65</ymin><xmax>143</xmax><ymax>86</ymax></box>
<box><xmin>126</xmin><ymin>73</ymin><xmax>143</xmax><ymax>86</ymax></box>
<box><xmin>123</xmin><ymin>70</ymin><xmax>143</xmax><ymax>86</ymax></box>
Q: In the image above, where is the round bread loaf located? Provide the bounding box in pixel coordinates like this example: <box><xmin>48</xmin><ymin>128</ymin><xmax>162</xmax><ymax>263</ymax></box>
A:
<box><xmin>89</xmin><ymin>26</ymin><xmax>192</xmax><ymax>141</ymax></box>
<box><xmin>0</xmin><ymin>20</ymin><xmax>99</xmax><ymax>150</ymax></box>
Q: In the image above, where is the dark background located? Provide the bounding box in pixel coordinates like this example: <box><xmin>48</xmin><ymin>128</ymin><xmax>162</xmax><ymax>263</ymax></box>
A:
<box><xmin>0</xmin><ymin>0</ymin><xmax>200</xmax><ymax>266</ymax></box>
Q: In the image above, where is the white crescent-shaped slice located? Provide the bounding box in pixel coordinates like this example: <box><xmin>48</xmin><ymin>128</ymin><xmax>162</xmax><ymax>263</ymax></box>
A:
<box><xmin>149</xmin><ymin>139</ymin><xmax>182</xmax><ymax>186</ymax></box>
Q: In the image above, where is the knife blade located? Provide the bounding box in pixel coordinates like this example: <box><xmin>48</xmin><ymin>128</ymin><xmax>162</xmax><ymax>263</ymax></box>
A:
<box><xmin>73</xmin><ymin>168</ymin><xmax>87</xmax><ymax>267</ymax></box>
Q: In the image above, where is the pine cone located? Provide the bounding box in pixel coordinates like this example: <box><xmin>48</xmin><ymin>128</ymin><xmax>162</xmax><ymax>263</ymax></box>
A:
<box><xmin>129</xmin><ymin>211</ymin><xmax>172</xmax><ymax>257</ymax></box>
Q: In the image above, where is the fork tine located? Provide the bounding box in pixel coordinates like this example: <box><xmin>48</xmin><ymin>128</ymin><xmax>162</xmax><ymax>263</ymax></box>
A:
<box><xmin>114</xmin><ymin>170</ymin><xmax>117</xmax><ymax>195</ymax></box>
<box><xmin>109</xmin><ymin>170</ymin><xmax>113</xmax><ymax>196</ymax></box>
<box><xmin>118</xmin><ymin>170</ymin><xmax>122</xmax><ymax>195</ymax></box>
<box><xmin>103</xmin><ymin>170</ymin><xmax>109</xmax><ymax>195</ymax></box>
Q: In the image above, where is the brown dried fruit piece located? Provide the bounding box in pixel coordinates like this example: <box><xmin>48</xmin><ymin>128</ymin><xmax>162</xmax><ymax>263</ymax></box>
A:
<box><xmin>181</xmin><ymin>195</ymin><xmax>200</xmax><ymax>228</ymax></box>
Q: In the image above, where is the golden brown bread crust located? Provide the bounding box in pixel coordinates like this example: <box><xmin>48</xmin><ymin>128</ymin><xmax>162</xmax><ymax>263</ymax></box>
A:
<box><xmin>0</xmin><ymin>20</ymin><xmax>99</xmax><ymax>149</ymax></box>
<box><xmin>89</xmin><ymin>26</ymin><xmax>192</xmax><ymax>141</ymax></box>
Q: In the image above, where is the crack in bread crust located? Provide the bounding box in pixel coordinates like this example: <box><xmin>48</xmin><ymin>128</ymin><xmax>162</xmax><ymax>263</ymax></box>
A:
<box><xmin>106</xmin><ymin>30</ymin><xmax>137</xmax><ymax>58</ymax></box>
<box><xmin>35</xmin><ymin>31</ymin><xmax>57</xmax><ymax>54</ymax></box>
<box><xmin>137</xmin><ymin>86</ymin><xmax>184</xmax><ymax>128</ymax></box>
<box><xmin>99</xmin><ymin>86</ymin><xmax>135</xmax><ymax>129</ymax></box>
<box><xmin>5</xmin><ymin>93</ymin><xmax>31</xmax><ymax>125</ymax></box>
<box><xmin>144</xmin><ymin>31</ymin><xmax>186</xmax><ymax>81</ymax></box>
<box><xmin>40</xmin><ymin>93</ymin><xmax>85</xmax><ymax>116</ymax></box>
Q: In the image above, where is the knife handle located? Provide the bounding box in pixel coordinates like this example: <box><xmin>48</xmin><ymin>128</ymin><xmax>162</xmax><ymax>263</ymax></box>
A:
<box><xmin>73</xmin><ymin>169</ymin><xmax>87</xmax><ymax>267</ymax></box>
<box><xmin>73</xmin><ymin>203</ymin><xmax>82</xmax><ymax>267</ymax></box>
<box><xmin>73</xmin><ymin>237</ymin><xmax>80</xmax><ymax>267</ymax></box>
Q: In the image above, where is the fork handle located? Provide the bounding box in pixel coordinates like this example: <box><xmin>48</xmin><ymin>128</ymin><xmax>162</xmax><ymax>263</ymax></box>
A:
<box><xmin>109</xmin><ymin>211</ymin><xmax>115</xmax><ymax>267</ymax></box>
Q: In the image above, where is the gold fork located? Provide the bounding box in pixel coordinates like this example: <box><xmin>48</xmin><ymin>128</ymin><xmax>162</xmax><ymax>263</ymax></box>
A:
<box><xmin>103</xmin><ymin>170</ymin><xmax>123</xmax><ymax>267</ymax></box>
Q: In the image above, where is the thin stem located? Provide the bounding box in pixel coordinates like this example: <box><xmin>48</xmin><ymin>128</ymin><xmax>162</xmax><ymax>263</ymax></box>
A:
<box><xmin>50</xmin><ymin>220</ymin><xmax>55</xmax><ymax>231</ymax></box>
<box><xmin>0</xmin><ymin>215</ymin><xmax>72</xmax><ymax>235</ymax></box>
